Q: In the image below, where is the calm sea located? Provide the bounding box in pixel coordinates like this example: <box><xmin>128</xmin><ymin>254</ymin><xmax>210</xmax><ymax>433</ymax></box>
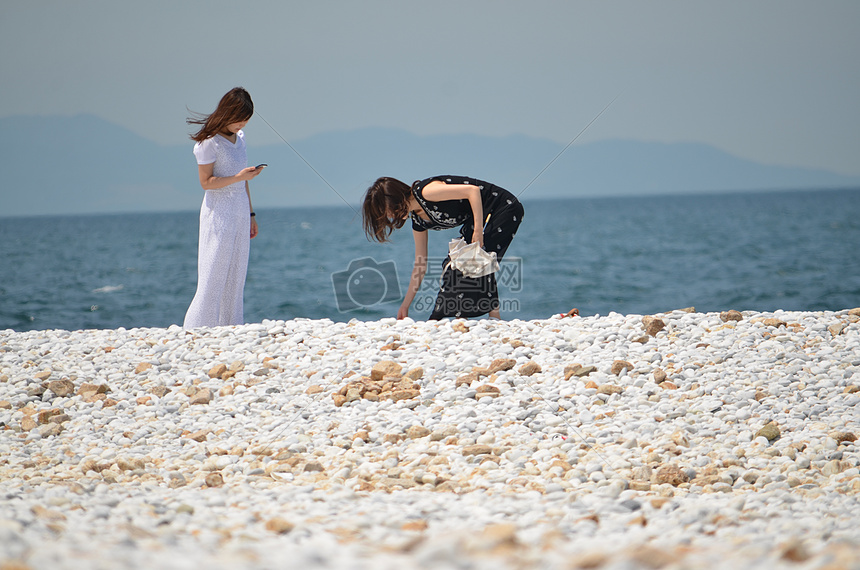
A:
<box><xmin>2</xmin><ymin>189</ymin><xmax>859</xmax><ymax>332</ymax></box>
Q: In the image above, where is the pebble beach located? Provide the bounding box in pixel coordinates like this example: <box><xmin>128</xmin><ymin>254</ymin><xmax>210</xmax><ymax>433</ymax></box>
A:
<box><xmin>1</xmin><ymin>308</ymin><xmax>859</xmax><ymax>569</ymax></box>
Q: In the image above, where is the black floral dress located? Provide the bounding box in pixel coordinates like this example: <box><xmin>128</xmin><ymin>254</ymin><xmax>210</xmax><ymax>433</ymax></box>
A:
<box><xmin>410</xmin><ymin>175</ymin><xmax>524</xmax><ymax>319</ymax></box>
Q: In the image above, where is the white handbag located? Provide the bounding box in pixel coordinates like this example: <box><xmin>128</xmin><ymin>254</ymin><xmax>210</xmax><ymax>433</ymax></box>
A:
<box><xmin>444</xmin><ymin>237</ymin><xmax>500</xmax><ymax>278</ymax></box>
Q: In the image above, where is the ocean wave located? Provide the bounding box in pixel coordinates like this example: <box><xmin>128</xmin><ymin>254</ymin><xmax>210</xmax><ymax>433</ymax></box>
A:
<box><xmin>92</xmin><ymin>285</ymin><xmax>124</xmax><ymax>294</ymax></box>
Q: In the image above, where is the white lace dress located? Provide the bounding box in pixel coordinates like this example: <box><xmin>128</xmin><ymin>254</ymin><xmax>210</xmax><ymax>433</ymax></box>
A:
<box><xmin>183</xmin><ymin>132</ymin><xmax>251</xmax><ymax>329</ymax></box>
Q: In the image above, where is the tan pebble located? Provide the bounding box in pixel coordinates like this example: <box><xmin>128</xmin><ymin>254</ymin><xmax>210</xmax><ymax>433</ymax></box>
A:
<box><xmin>406</xmin><ymin>426</ymin><xmax>431</xmax><ymax>439</ymax></box>
<box><xmin>34</xmin><ymin>370</ymin><xmax>52</xmax><ymax>381</ymax></box>
<box><xmin>353</xmin><ymin>430</ymin><xmax>370</xmax><ymax>442</ymax></box>
<box><xmin>452</xmin><ymin>321</ymin><xmax>469</xmax><ymax>333</ymax></box>
<box><xmin>472</xmin><ymin>366</ymin><xmax>492</xmax><ymax>378</ymax></box>
<box><xmin>610</xmin><ymin>360</ymin><xmax>633</xmax><ymax>376</ymax></box>
<box><xmin>659</xmin><ymin>381</ymin><xmax>678</xmax><ymax>390</ymax></box>
<box><xmin>779</xmin><ymin>543</ymin><xmax>812</xmax><ymax>563</ymax></box>
<box><xmin>386</xmin><ymin>389</ymin><xmax>420</xmax><ymax>402</ymax></box>
<box><xmin>431</xmin><ymin>426</ymin><xmax>458</xmax><ymax>442</ymax></box>
<box><xmin>77</xmin><ymin>382</ymin><xmax>105</xmax><ymax>395</ymax></box>
<box><xmin>402</xmin><ymin>520</ymin><xmax>429</xmax><ymax>532</ymax></box>
<box><xmin>597</xmin><ymin>384</ymin><xmax>623</xmax><ymax>395</ymax></box>
<box><xmin>821</xmin><ymin>460</ymin><xmax>843</xmax><ymax>477</ymax></box>
<box><xmin>629</xmin><ymin>481</ymin><xmax>651</xmax><ymax>491</ymax></box>
<box><xmin>134</xmin><ymin>362</ymin><xmax>152</xmax><ymax>374</ymax></box>
<box><xmin>671</xmin><ymin>430</ymin><xmax>689</xmax><ymax>447</ymax></box>
<box><xmin>456</xmin><ymin>373</ymin><xmax>477</xmax><ymax>387</ymax></box>
<box><xmin>584</xmin><ymin>380</ymin><xmax>599</xmax><ymax>390</ymax></box>
<box><xmin>480</xmin><ymin>522</ymin><xmax>517</xmax><ymax>546</ymax></box>
<box><xmin>37</xmin><ymin>423</ymin><xmax>63</xmax><ymax>438</ymax></box>
<box><xmin>188</xmin><ymin>430</ymin><xmax>209</xmax><ymax>443</ymax></box>
<box><xmin>371</xmin><ymin>360</ymin><xmax>402</xmax><ymax>380</ymax></box>
<box><xmin>119</xmin><ymin>457</ymin><xmax>146</xmax><ymax>471</ymax></box>
<box><xmin>265</xmin><ymin>517</ymin><xmax>294</xmax><ymax>534</ymax></box>
<box><xmin>720</xmin><ymin>310</ymin><xmax>743</xmax><ymax>322</ymax></box>
<box><xmin>204</xmin><ymin>472</ymin><xmax>224</xmax><ymax>487</ymax></box>
<box><xmin>150</xmin><ymin>386</ymin><xmax>170</xmax><ymax>397</ymax></box>
<box><xmin>462</xmin><ymin>444</ymin><xmax>493</xmax><ymax>456</ymax></box>
<box><xmin>573</xmin><ymin>552</ymin><xmax>609</xmax><ymax>569</ymax></box>
<box><xmin>654</xmin><ymin>464</ymin><xmax>689</xmax><ymax>486</ymax></box>
<box><xmin>653</xmin><ymin>368</ymin><xmax>667</xmax><ymax>383</ymax></box>
<box><xmin>47</xmin><ymin>379</ymin><xmax>75</xmax><ymax>397</ymax></box>
<box><xmin>518</xmin><ymin>361</ymin><xmax>541</xmax><ymax>376</ymax></box>
<box><xmin>573</xmin><ymin>365</ymin><xmax>597</xmax><ymax>378</ymax></box>
<box><xmin>828</xmin><ymin>323</ymin><xmax>846</xmax><ymax>336</ymax></box>
<box><xmin>755</xmin><ymin>422</ymin><xmax>780</xmax><ymax>441</ymax></box>
<box><xmin>629</xmin><ymin>545</ymin><xmax>680</xmax><ymax>568</ymax></box>
<box><xmin>763</xmin><ymin>318</ymin><xmax>787</xmax><ymax>328</ymax></box>
<box><xmin>207</xmin><ymin>363</ymin><xmax>227</xmax><ymax>378</ymax></box>
<box><xmin>37</xmin><ymin>409</ymin><xmax>61</xmax><ymax>424</ymax></box>
<box><xmin>475</xmin><ymin>385</ymin><xmax>501</xmax><ymax>398</ymax></box>
<box><xmin>488</xmin><ymin>358</ymin><xmax>516</xmax><ymax>373</ymax></box>
<box><xmin>404</xmin><ymin>367</ymin><xmax>424</xmax><ymax>380</ymax></box>
<box><xmin>31</xmin><ymin>505</ymin><xmax>66</xmax><ymax>521</ymax></box>
<box><xmin>834</xmin><ymin>431</ymin><xmax>857</xmax><ymax>444</ymax></box>
<box><xmin>345</xmin><ymin>387</ymin><xmax>362</xmax><ymax>403</ymax></box>
<box><xmin>633</xmin><ymin>465</ymin><xmax>653</xmax><ymax>480</ymax></box>
<box><xmin>650</xmin><ymin>497</ymin><xmax>670</xmax><ymax>509</ymax></box>
<box><xmin>844</xmin><ymin>386</ymin><xmax>859</xmax><ymax>394</ymax></box>
<box><xmin>0</xmin><ymin>400</ymin><xmax>10</xmax><ymax>410</ymax></box>
<box><xmin>563</xmin><ymin>364</ymin><xmax>582</xmax><ymax>381</ymax></box>
<box><xmin>332</xmin><ymin>394</ymin><xmax>347</xmax><ymax>407</ymax></box>
<box><xmin>219</xmin><ymin>385</ymin><xmax>234</xmax><ymax>397</ymax></box>
<box><xmin>189</xmin><ymin>388</ymin><xmax>212</xmax><ymax>405</ymax></box>
<box><xmin>642</xmin><ymin>316</ymin><xmax>666</xmax><ymax>336</ymax></box>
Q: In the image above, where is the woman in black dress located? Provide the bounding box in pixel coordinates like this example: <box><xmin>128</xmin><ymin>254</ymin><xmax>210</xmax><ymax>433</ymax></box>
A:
<box><xmin>362</xmin><ymin>175</ymin><xmax>524</xmax><ymax>320</ymax></box>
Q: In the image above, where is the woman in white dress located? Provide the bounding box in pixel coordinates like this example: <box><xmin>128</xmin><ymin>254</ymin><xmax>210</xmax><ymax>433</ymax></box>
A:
<box><xmin>183</xmin><ymin>87</ymin><xmax>264</xmax><ymax>329</ymax></box>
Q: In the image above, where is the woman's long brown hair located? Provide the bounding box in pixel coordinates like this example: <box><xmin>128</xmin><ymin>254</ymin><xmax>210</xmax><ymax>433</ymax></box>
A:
<box><xmin>362</xmin><ymin>177</ymin><xmax>413</xmax><ymax>242</ymax></box>
<box><xmin>187</xmin><ymin>87</ymin><xmax>254</xmax><ymax>142</ymax></box>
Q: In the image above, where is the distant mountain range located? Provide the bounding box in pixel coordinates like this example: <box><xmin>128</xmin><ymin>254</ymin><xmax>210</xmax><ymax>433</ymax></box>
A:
<box><xmin>2</xmin><ymin>114</ymin><xmax>858</xmax><ymax>217</ymax></box>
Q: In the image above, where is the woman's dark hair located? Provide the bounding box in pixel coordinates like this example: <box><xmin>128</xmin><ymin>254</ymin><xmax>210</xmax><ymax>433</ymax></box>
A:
<box><xmin>362</xmin><ymin>177</ymin><xmax>413</xmax><ymax>242</ymax></box>
<box><xmin>187</xmin><ymin>87</ymin><xmax>254</xmax><ymax>142</ymax></box>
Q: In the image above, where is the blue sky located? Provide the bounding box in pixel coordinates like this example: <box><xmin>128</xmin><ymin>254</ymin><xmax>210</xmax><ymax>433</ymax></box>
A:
<box><xmin>1</xmin><ymin>0</ymin><xmax>859</xmax><ymax>175</ymax></box>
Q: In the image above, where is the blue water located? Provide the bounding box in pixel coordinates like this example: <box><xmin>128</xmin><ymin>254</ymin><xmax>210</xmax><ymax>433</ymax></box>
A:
<box><xmin>2</xmin><ymin>188</ymin><xmax>859</xmax><ymax>332</ymax></box>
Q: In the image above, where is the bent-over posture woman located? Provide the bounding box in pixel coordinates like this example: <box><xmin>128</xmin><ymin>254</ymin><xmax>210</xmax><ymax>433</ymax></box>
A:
<box><xmin>362</xmin><ymin>175</ymin><xmax>524</xmax><ymax>320</ymax></box>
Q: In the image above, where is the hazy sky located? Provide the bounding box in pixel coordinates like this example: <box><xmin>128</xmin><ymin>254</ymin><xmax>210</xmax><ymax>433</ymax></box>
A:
<box><xmin>2</xmin><ymin>0</ymin><xmax>859</xmax><ymax>175</ymax></box>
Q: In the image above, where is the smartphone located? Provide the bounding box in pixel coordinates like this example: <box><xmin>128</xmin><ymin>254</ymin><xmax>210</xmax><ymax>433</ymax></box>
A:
<box><xmin>255</xmin><ymin>163</ymin><xmax>268</xmax><ymax>169</ymax></box>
